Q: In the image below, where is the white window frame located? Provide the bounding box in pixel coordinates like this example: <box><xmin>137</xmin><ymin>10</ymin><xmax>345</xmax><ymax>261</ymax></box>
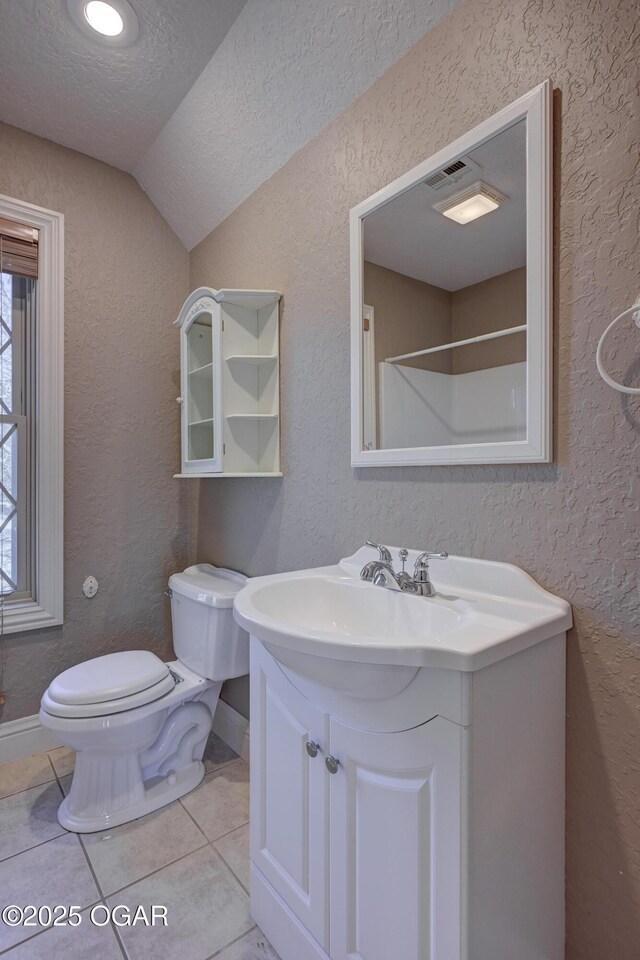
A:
<box><xmin>0</xmin><ymin>194</ymin><xmax>64</xmax><ymax>633</ymax></box>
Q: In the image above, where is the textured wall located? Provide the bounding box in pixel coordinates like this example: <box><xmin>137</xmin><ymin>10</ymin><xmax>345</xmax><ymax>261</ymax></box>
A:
<box><xmin>189</xmin><ymin>1</ymin><xmax>640</xmax><ymax>955</ymax></box>
<box><xmin>451</xmin><ymin>267</ymin><xmax>526</xmax><ymax>373</ymax></box>
<box><xmin>0</xmin><ymin>123</ymin><xmax>189</xmax><ymax>722</ymax></box>
<box><xmin>365</xmin><ymin>260</ymin><xmax>452</xmax><ymax>374</ymax></box>
<box><xmin>364</xmin><ymin>261</ymin><xmax>526</xmax><ymax>376</ymax></box>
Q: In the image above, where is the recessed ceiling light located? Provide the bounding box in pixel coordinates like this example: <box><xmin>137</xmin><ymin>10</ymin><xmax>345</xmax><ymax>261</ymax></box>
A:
<box><xmin>84</xmin><ymin>1</ymin><xmax>124</xmax><ymax>36</ymax></box>
<box><xmin>67</xmin><ymin>0</ymin><xmax>139</xmax><ymax>46</ymax></box>
<box><xmin>432</xmin><ymin>181</ymin><xmax>508</xmax><ymax>225</ymax></box>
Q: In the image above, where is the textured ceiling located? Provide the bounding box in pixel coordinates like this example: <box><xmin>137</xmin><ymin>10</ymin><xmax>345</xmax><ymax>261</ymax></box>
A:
<box><xmin>364</xmin><ymin>120</ymin><xmax>527</xmax><ymax>290</ymax></box>
<box><xmin>0</xmin><ymin>0</ymin><xmax>463</xmax><ymax>249</ymax></box>
<box><xmin>134</xmin><ymin>0</ymin><xmax>463</xmax><ymax>249</ymax></box>
<box><xmin>0</xmin><ymin>0</ymin><xmax>247</xmax><ymax>171</ymax></box>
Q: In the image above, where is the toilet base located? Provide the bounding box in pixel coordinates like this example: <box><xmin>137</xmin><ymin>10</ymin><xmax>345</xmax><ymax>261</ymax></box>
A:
<box><xmin>57</xmin><ymin>760</ymin><xmax>206</xmax><ymax>833</ymax></box>
<box><xmin>40</xmin><ymin>664</ymin><xmax>223</xmax><ymax>834</ymax></box>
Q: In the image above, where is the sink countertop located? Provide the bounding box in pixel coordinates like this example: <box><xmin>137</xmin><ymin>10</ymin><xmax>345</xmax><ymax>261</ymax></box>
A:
<box><xmin>233</xmin><ymin>545</ymin><xmax>572</xmax><ymax>672</ymax></box>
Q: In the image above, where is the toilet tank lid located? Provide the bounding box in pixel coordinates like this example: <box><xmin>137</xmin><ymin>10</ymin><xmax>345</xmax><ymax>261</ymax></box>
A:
<box><xmin>169</xmin><ymin>564</ymin><xmax>248</xmax><ymax>608</ymax></box>
<box><xmin>47</xmin><ymin>651</ymin><xmax>170</xmax><ymax>706</ymax></box>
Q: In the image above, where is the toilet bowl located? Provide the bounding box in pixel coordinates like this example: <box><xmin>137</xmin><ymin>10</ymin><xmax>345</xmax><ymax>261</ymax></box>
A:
<box><xmin>39</xmin><ymin>565</ymin><xmax>249</xmax><ymax>833</ymax></box>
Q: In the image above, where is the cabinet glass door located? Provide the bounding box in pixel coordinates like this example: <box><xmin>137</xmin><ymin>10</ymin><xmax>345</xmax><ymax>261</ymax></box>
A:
<box><xmin>183</xmin><ymin>305</ymin><xmax>222</xmax><ymax>473</ymax></box>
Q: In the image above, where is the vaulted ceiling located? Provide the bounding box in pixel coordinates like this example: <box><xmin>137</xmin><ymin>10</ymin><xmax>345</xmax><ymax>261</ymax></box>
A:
<box><xmin>0</xmin><ymin>0</ymin><xmax>463</xmax><ymax>249</ymax></box>
<box><xmin>0</xmin><ymin>0</ymin><xmax>247</xmax><ymax>172</ymax></box>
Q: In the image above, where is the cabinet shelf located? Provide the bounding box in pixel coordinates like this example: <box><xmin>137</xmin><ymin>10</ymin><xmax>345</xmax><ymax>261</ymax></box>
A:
<box><xmin>226</xmin><ymin>355</ymin><xmax>277</xmax><ymax>366</ymax></box>
<box><xmin>189</xmin><ymin>362</ymin><xmax>213</xmax><ymax>378</ymax></box>
<box><xmin>189</xmin><ymin>417</ymin><xmax>214</xmax><ymax>428</ymax></box>
<box><xmin>226</xmin><ymin>413</ymin><xmax>278</xmax><ymax>421</ymax></box>
<box><xmin>174</xmin><ymin>472</ymin><xmax>283</xmax><ymax>479</ymax></box>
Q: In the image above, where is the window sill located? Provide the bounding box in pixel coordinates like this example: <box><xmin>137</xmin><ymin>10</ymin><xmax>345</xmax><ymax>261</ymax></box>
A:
<box><xmin>0</xmin><ymin>600</ymin><xmax>63</xmax><ymax>635</ymax></box>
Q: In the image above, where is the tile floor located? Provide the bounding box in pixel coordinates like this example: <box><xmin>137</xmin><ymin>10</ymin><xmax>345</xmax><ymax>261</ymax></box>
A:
<box><xmin>0</xmin><ymin>734</ymin><xmax>279</xmax><ymax>960</ymax></box>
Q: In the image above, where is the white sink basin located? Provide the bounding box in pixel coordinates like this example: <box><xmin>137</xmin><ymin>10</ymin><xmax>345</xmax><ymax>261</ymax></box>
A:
<box><xmin>244</xmin><ymin>573</ymin><xmax>470</xmax><ymax>644</ymax></box>
<box><xmin>233</xmin><ymin>545</ymin><xmax>572</xmax><ymax>693</ymax></box>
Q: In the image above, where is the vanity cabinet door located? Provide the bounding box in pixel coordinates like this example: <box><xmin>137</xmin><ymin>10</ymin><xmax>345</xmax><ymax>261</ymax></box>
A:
<box><xmin>328</xmin><ymin>716</ymin><xmax>462</xmax><ymax>960</ymax></box>
<box><xmin>250</xmin><ymin>640</ymin><xmax>330</xmax><ymax>949</ymax></box>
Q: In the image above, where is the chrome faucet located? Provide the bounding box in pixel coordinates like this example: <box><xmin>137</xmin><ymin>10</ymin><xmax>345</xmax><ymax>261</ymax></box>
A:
<box><xmin>361</xmin><ymin>541</ymin><xmax>448</xmax><ymax>597</ymax></box>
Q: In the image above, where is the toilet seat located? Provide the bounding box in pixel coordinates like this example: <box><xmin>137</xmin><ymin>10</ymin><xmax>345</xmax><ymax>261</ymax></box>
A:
<box><xmin>41</xmin><ymin>651</ymin><xmax>176</xmax><ymax>719</ymax></box>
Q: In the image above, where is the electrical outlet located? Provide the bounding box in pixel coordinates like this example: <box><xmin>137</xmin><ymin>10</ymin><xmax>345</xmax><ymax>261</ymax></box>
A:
<box><xmin>83</xmin><ymin>576</ymin><xmax>99</xmax><ymax>599</ymax></box>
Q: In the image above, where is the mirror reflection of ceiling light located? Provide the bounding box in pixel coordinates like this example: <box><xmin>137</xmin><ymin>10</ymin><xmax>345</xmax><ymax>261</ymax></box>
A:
<box><xmin>84</xmin><ymin>1</ymin><xmax>124</xmax><ymax>36</ymax></box>
<box><xmin>432</xmin><ymin>181</ymin><xmax>508</xmax><ymax>224</ymax></box>
<box><xmin>67</xmin><ymin>0</ymin><xmax>139</xmax><ymax>45</ymax></box>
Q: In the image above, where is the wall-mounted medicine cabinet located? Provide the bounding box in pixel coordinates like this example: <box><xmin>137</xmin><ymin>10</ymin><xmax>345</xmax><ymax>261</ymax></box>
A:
<box><xmin>174</xmin><ymin>287</ymin><xmax>282</xmax><ymax>478</ymax></box>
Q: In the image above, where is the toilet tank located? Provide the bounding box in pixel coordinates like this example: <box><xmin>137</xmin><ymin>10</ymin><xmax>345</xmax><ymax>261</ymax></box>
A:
<box><xmin>168</xmin><ymin>564</ymin><xmax>249</xmax><ymax>681</ymax></box>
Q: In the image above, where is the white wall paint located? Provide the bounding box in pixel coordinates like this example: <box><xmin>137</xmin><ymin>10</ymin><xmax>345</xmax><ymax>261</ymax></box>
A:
<box><xmin>134</xmin><ymin>0</ymin><xmax>462</xmax><ymax>249</ymax></box>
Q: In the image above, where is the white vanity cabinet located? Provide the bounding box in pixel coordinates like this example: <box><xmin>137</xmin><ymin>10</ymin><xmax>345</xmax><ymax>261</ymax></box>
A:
<box><xmin>174</xmin><ymin>287</ymin><xmax>281</xmax><ymax>477</ymax></box>
<box><xmin>251</xmin><ymin>640</ymin><xmax>462</xmax><ymax>960</ymax></box>
<box><xmin>249</xmin><ymin>633</ymin><xmax>566</xmax><ymax>960</ymax></box>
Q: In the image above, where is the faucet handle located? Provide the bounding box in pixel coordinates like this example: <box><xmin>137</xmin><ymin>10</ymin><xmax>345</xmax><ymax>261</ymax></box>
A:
<box><xmin>413</xmin><ymin>551</ymin><xmax>448</xmax><ymax>578</ymax></box>
<box><xmin>365</xmin><ymin>540</ymin><xmax>392</xmax><ymax>564</ymax></box>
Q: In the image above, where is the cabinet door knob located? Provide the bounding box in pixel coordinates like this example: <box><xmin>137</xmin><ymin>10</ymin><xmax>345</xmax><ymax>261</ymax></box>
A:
<box><xmin>305</xmin><ymin>741</ymin><xmax>320</xmax><ymax>758</ymax></box>
<box><xmin>325</xmin><ymin>755</ymin><xmax>340</xmax><ymax>774</ymax></box>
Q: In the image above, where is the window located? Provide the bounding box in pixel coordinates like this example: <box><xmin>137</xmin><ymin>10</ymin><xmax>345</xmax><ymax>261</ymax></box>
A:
<box><xmin>0</xmin><ymin>270</ymin><xmax>34</xmax><ymax>599</ymax></box>
<box><xmin>0</xmin><ymin>197</ymin><xmax>63</xmax><ymax>634</ymax></box>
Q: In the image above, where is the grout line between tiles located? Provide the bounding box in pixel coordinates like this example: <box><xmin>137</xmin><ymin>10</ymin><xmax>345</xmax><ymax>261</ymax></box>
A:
<box><xmin>45</xmin><ymin>752</ymin><xmax>58</xmax><ymax>779</ymax></box>
<box><xmin>201</xmin><ymin>756</ymin><xmax>246</xmax><ymax>782</ymax></box>
<box><xmin>107</xmin><ymin>914</ymin><xmax>130</xmax><ymax>960</ymax></box>
<box><xmin>0</xmin><ymin>791</ymin><xmax>246</xmax><ymax>872</ymax></box>
<box><xmin>178</xmin><ymin>796</ymin><xmax>210</xmax><ymax>841</ymax></box>
<box><xmin>204</xmin><ymin>924</ymin><xmax>259</xmax><ymax>960</ymax></box>
<box><xmin>0</xmin><ymin>897</ymin><xmax>105</xmax><ymax>957</ymax></box>
<box><xmin>213</xmin><ymin>840</ymin><xmax>250</xmax><ymax>896</ymax></box>
<box><xmin>0</xmin><ymin>759</ymin><xmax>58</xmax><ymax>803</ymax></box>
<box><xmin>100</xmin><ymin>833</ymin><xmax>211</xmax><ymax>900</ymax></box>
<box><xmin>48</xmin><ymin>762</ymin><xmax>74</xmax><ymax>785</ymax></box>
<box><xmin>48</xmin><ymin>756</ymin><xmax>71</xmax><ymax>790</ymax></box>
<box><xmin>181</xmin><ymin>808</ymin><xmax>250</xmax><ymax>846</ymax></box>
<box><xmin>204</xmin><ymin>755</ymin><xmax>239</xmax><ymax>775</ymax></box>
<box><xmin>78</xmin><ymin>833</ymin><xmax>107</xmax><ymax>900</ymax></box>
<box><xmin>77</xmin><ymin>834</ymin><xmax>129</xmax><ymax>960</ymax></box>
<box><xmin>0</xmin><ymin>821</ymin><xmax>68</xmax><ymax>867</ymax></box>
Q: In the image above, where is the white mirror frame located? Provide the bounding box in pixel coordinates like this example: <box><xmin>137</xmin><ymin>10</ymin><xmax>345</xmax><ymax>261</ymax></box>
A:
<box><xmin>350</xmin><ymin>79</ymin><xmax>552</xmax><ymax>467</ymax></box>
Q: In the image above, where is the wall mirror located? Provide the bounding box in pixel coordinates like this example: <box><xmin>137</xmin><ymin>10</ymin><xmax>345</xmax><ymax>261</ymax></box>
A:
<box><xmin>350</xmin><ymin>80</ymin><xmax>552</xmax><ymax>466</ymax></box>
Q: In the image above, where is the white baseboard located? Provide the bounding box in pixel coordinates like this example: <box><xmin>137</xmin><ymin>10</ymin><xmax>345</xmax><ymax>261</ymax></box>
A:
<box><xmin>0</xmin><ymin>699</ymin><xmax>250</xmax><ymax>767</ymax></box>
<box><xmin>0</xmin><ymin>714</ymin><xmax>61</xmax><ymax>765</ymax></box>
<box><xmin>213</xmin><ymin>698</ymin><xmax>250</xmax><ymax>764</ymax></box>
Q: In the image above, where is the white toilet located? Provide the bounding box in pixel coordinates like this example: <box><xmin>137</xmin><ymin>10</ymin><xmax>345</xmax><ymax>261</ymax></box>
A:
<box><xmin>39</xmin><ymin>564</ymin><xmax>249</xmax><ymax>833</ymax></box>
